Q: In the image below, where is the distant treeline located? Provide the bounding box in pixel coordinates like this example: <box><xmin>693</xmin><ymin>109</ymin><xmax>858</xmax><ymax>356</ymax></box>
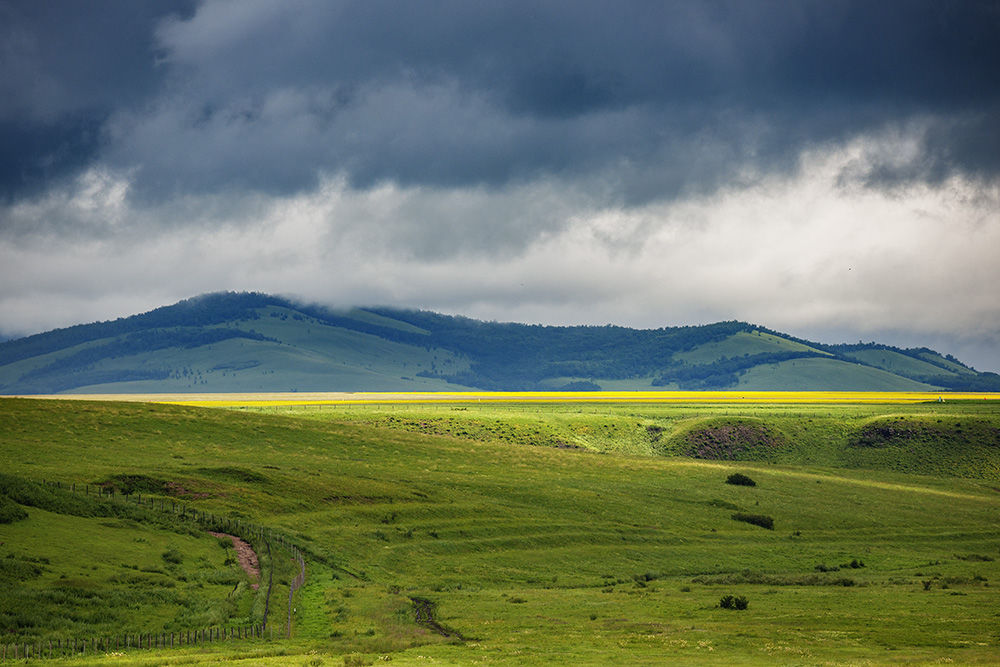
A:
<box><xmin>0</xmin><ymin>292</ymin><xmax>274</xmax><ymax>367</ymax></box>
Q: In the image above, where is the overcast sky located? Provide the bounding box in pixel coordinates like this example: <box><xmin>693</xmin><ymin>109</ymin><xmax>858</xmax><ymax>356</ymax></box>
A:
<box><xmin>2</xmin><ymin>0</ymin><xmax>999</xmax><ymax>371</ymax></box>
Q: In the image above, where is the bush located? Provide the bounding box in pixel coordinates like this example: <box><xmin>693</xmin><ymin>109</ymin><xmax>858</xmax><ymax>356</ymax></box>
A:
<box><xmin>719</xmin><ymin>594</ymin><xmax>749</xmax><ymax>610</ymax></box>
<box><xmin>725</xmin><ymin>473</ymin><xmax>756</xmax><ymax>487</ymax></box>
<box><xmin>731</xmin><ymin>512</ymin><xmax>774</xmax><ymax>530</ymax></box>
<box><xmin>0</xmin><ymin>494</ymin><xmax>28</xmax><ymax>524</ymax></box>
<box><xmin>161</xmin><ymin>547</ymin><xmax>183</xmax><ymax>565</ymax></box>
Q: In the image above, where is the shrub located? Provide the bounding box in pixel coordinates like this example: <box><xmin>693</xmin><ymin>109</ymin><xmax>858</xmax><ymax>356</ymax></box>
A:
<box><xmin>725</xmin><ymin>473</ymin><xmax>757</xmax><ymax>487</ymax></box>
<box><xmin>161</xmin><ymin>547</ymin><xmax>183</xmax><ymax>565</ymax></box>
<box><xmin>0</xmin><ymin>494</ymin><xmax>28</xmax><ymax>524</ymax></box>
<box><xmin>731</xmin><ymin>513</ymin><xmax>774</xmax><ymax>530</ymax></box>
<box><xmin>719</xmin><ymin>594</ymin><xmax>749</xmax><ymax>610</ymax></box>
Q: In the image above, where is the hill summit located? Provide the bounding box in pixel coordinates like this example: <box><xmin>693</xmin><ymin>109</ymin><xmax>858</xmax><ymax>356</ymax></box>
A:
<box><xmin>1</xmin><ymin>292</ymin><xmax>997</xmax><ymax>394</ymax></box>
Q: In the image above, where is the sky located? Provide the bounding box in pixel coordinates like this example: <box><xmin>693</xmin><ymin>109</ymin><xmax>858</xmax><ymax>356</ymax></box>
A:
<box><xmin>1</xmin><ymin>0</ymin><xmax>999</xmax><ymax>371</ymax></box>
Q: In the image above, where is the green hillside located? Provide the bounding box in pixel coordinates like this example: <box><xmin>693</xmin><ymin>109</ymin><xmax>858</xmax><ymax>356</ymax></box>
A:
<box><xmin>1</xmin><ymin>292</ymin><xmax>997</xmax><ymax>394</ymax></box>
<box><xmin>673</xmin><ymin>330</ymin><xmax>829</xmax><ymax>365</ymax></box>
<box><xmin>1</xmin><ymin>397</ymin><xmax>999</xmax><ymax>664</ymax></box>
<box><xmin>734</xmin><ymin>357</ymin><xmax>938</xmax><ymax>391</ymax></box>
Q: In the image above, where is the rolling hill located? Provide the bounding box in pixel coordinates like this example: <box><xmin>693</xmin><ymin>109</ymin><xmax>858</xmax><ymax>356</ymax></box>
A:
<box><xmin>2</xmin><ymin>397</ymin><xmax>1000</xmax><ymax>664</ymax></box>
<box><xmin>0</xmin><ymin>291</ymin><xmax>997</xmax><ymax>394</ymax></box>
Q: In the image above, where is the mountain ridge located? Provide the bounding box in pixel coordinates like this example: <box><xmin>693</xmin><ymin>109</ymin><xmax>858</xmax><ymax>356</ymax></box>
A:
<box><xmin>1</xmin><ymin>291</ymin><xmax>997</xmax><ymax>394</ymax></box>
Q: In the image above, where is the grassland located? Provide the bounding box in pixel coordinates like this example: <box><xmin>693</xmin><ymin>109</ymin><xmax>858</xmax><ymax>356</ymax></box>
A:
<box><xmin>1</xmin><ymin>394</ymin><xmax>999</xmax><ymax>664</ymax></box>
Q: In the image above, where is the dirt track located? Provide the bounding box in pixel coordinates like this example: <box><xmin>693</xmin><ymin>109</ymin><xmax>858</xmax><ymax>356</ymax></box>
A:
<box><xmin>210</xmin><ymin>532</ymin><xmax>260</xmax><ymax>590</ymax></box>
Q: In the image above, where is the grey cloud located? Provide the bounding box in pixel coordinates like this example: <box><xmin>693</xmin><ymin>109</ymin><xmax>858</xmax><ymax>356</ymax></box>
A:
<box><xmin>0</xmin><ymin>0</ymin><xmax>195</xmax><ymax>199</ymax></box>
<box><xmin>5</xmin><ymin>0</ymin><xmax>999</xmax><ymax>205</ymax></box>
<box><xmin>859</xmin><ymin>111</ymin><xmax>1000</xmax><ymax>189</ymax></box>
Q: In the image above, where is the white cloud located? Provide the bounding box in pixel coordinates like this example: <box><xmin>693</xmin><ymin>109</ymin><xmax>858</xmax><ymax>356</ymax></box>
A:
<box><xmin>1</xmin><ymin>129</ymin><xmax>998</xmax><ymax>370</ymax></box>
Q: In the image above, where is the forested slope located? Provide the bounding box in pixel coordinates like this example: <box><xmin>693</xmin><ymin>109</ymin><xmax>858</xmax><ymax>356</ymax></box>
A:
<box><xmin>1</xmin><ymin>292</ymin><xmax>996</xmax><ymax>393</ymax></box>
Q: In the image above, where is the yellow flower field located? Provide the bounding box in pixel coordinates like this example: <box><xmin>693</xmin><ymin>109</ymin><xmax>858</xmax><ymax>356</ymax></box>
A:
<box><xmin>101</xmin><ymin>389</ymin><xmax>1000</xmax><ymax>407</ymax></box>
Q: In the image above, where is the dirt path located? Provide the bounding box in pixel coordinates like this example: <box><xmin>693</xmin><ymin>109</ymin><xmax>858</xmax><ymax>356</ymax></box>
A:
<box><xmin>210</xmin><ymin>531</ymin><xmax>261</xmax><ymax>590</ymax></box>
<box><xmin>410</xmin><ymin>596</ymin><xmax>466</xmax><ymax>640</ymax></box>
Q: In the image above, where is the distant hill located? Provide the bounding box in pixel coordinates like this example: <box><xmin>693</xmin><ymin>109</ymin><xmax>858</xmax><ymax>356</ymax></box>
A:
<box><xmin>1</xmin><ymin>291</ymin><xmax>997</xmax><ymax>394</ymax></box>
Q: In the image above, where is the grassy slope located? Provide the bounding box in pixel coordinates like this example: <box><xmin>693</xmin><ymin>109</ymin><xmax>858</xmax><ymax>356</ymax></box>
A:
<box><xmin>735</xmin><ymin>357</ymin><xmax>937</xmax><ymax>390</ymax></box>
<box><xmin>842</xmin><ymin>349</ymin><xmax>962</xmax><ymax>378</ymax></box>
<box><xmin>520</xmin><ymin>333</ymin><xmax>929</xmax><ymax>392</ymax></box>
<box><xmin>2</xmin><ymin>397</ymin><xmax>1000</xmax><ymax>664</ymax></box>
<box><xmin>673</xmin><ymin>330</ymin><xmax>829</xmax><ymax>364</ymax></box>
<box><xmin>525</xmin><ymin>333</ymin><xmax>926</xmax><ymax>391</ymax></box>
<box><xmin>0</xmin><ymin>507</ymin><xmax>260</xmax><ymax>639</ymax></box>
<box><xmin>62</xmin><ymin>306</ymin><xmax>473</xmax><ymax>393</ymax></box>
<box><xmin>916</xmin><ymin>351</ymin><xmax>977</xmax><ymax>375</ymax></box>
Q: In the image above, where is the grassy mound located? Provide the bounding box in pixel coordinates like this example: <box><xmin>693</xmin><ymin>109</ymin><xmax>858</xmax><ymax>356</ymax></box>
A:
<box><xmin>851</xmin><ymin>416</ymin><xmax>1000</xmax><ymax>448</ymax></box>
<box><xmin>843</xmin><ymin>415</ymin><xmax>1000</xmax><ymax>480</ymax></box>
<box><xmin>680</xmin><ymin>418</ymin><xmax>788</xmax><ymax>460</ymax></box>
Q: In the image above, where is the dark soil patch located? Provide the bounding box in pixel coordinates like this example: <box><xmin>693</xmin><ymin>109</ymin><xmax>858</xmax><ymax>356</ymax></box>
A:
<box><xmin>98</xmin><ymin>474</ymin><xmax>168</xmax><ymax>495</ymax></box>
<box><xmin>209</xmin><ymin>531</ymin><xmax>260</xmax><ymax>590</ymax></box>
<box><xmin>850</xmin><ymin>418</ymin><xmax>1000</xmax><ymax>448</ymax></box>
<box><xmin>410</xmin><ymin>596</ymin><xmax>467</xmax><ymax>640</ymax></box>
<box><xmin>683</xmin><ymin>421</ymin><xmax>786</xmax><ymax>460</ymax></box>
<box><xmin>851</xmin><ymin>421</ymin><xmax>921</xmax><ymax>447</ymax></box>
<box><xmin>554</xmin><ymin>441</ymin><xmax>585</xmax><ymax>450</ymax></box>
<box><xmin>164</xmin><ymin>481</ymin><xmax>212</xmax><ymax>499</ymax></box>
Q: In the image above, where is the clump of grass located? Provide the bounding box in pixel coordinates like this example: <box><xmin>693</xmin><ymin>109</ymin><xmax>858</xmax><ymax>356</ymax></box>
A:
<box><xmin>725</xmin><ymin>473</ymin><xmax>756</xmax><ymax>487</ymax></box>
<box><xmin>731</xmin><ymin>512</ymin><xmax>774</xmax><ymax>530</ymax></box>
<box><xmin>161</xmin><ymin>547</ymin><xmax>183</xmax><ymax>565</ymax></box>
<box><xmin>719</xmin><ymin>594</ymin><xmax>749</xmax><ymax>610</ymax></box>
<box><xmin>0</xmin><ymin>493</ymin><xmax>28</xmax><ymax>523</ymax></box>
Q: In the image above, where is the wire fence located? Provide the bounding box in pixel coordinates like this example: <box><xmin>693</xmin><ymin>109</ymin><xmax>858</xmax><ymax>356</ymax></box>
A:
<box><xmin>1</xmin><ymin>478</ymin><xmax>308</xmax><ymax>661</ymax></box>
<box><xmin>2</xmin><ymin>624</ymin><xmax>269</xmax><ymax>661</ymax></box>
<box><xmin>287</xmin><ymin>545</ymin><xmax>306</xmax><ymax>637</ymax></box>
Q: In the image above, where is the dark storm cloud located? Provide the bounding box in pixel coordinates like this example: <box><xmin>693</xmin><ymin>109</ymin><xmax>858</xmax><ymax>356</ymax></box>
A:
<box><xmin>0</xmin><ymin>0</ymin><xmax>196</xmax><ymax>198</ymax></box>
<box><xmin>2</xmin><ymin>0</ymin><xmax>999</xmax><ymax>203</ymax></box>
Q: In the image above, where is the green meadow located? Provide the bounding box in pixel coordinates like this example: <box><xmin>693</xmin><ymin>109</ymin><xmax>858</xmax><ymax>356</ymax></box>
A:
<box><xmin>1</xmin><ymin>396</ymin><xmax>999</xmax><ymax>664</ymax></box>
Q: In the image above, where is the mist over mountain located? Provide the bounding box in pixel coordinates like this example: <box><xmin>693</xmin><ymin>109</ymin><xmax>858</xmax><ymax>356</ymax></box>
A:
<box><xmin>1</xmin><ymin>292</ymin><xmax>997</xmax><ymax>395</ymax></box>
